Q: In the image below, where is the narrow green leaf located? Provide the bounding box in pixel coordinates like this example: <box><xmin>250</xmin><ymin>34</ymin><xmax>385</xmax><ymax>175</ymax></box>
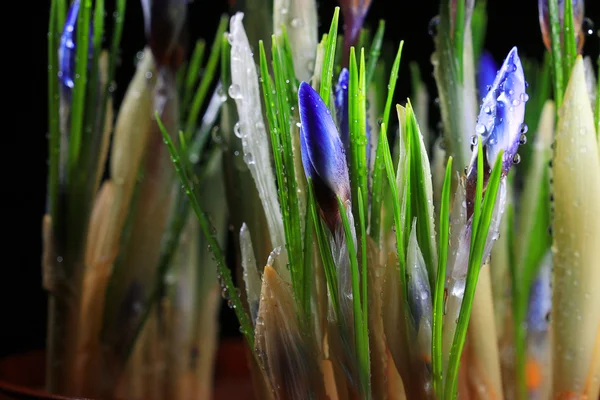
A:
<box><xmin>182</xmin><ymin>39</ymin><xmax>206</xmax><ymax>115</ymax></box>
<box><xmin>365</xmin><ymin>20</ymin><xmax>385</xmax><ymax>86</ymax></box>
<box><xmin>369</xmin><ymin>42</ymin><xmax>403</xmax><ymax>243</ymax></box>
<box><xmin>67</xmin><ymin>0</ymin><xmax>92</xmax><ymax>172</ymax></box>
<box><xmin>100</xmin><ymin>0</ymin><xmax>126</xmax><ymax>133</ymax></box>
<box><xmin>272</xmin><ymin>38</ymin><xmax>304</xmax><ymax>305</ymax></box>
<box><xmin>406</xmin><ymin>101</ymin><xmax>437</xmax><ymax>287</ymax></box>
<box><xmin>308</xmin><ymin>180</ymin><xmax>340</xmax><ymax>317</ymax></box>
<box><xmin>470</xmin><ymin>137</ymin><xmax>484</xmax><ymax>255</ymax></box>
<box><xmin>471</xmin><ymin>0</ymin><xmax>487</xmax><ymax>63</ymax></box>
<box><xmin>301</xmin><ymin>202</ymin><xmax>314</xmax><ymax>322</ymax></box>
<box><xmin>358</xmin><ymin>187</ymin><xmax>368</xmax><ymax>333</ymax></box>
<box><xmin>433</xmin><ymin>157</ymin><xmax>453</xmax><ymax>396</ymax></box>
<box><xmin>595</xmin><ymin>57</ymin><xmax>600</xmax><ymax>134</ymax></box>
<box><xmin>380</xmin><ymin>123</ymin><xmax>406</xmax><ymax>285</ymax></box>
<box><xmin>185</xmin><ymin>14</ymin><xmax>228</xmax><ymax>137</ymax></box>
<box><xmin>47</xmin><ymin>0</ymin><xmax>61</xmax><ymax>221</ymax></box>
<box><xmin>319</xmin><ymin>7</ymin><xmax>340</xmax><ymax>107</ymax></box>
<box><xmin>445</xmin><ymin>150</ymin><xmax>504</xmax><ymax>399</ymax></box>
<box><xmin>548</xmin><ymin>0</ymin><xmax>564</xmax><ymax>108</ymax></box>
<box><xmin>562</xmin><ymin>0</ymin><xmax>577</xmax><ymax>82</ymax></box>
<box><xmin>157</xmin><ymin>112</ymin><xmax>255</xmax><ymax>348</ymax></box>
<box><xmin>337</xmin><ymin>196</ymin><xmax>370</xmax><ymax>398</ymax></box>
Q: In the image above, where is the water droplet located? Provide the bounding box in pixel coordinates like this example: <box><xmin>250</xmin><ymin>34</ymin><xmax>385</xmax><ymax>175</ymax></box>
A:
<box><xmin>475</xmin><ymin>124</ymin><xmax>486</xmax><ymax>134</ymax></box>
<box><xmin>519</xmin><ymin>134</ymin><xmax>527</xmax><ymax>145</ymax></box>
<box><xmin>520</xmin><ymin>92</ymin><xmax>529</xmax><ymax>102</ymax></box>
<box><xmin>145</xmin><ymin>71</ymin><xmax>153</xmax><ymax>79</ymax></box>
<box><xmin>484</xmin><ymin>106</ymin><xmax>492</xmax><ymax>114</ymax></box>
<box><xmin>244</xmin><ymin>152</ymin><xmax>255</xmax><ymax>165</ymax></box>
<box><xmin>582</xmin><ymin>17</ymin><xmax>594</xmax><ymax>36</ymax></box>
<box><xmin>217</xmin><ymin>86</ymin><xmax>227</xmax><ymax>102</ymax></box>
<box><xmin>512</xmin><ymin>153</ymin><xmax>521</xmax><ymax>164</ymax></box>
<box><xmin>228</xmin><ymin>84</ymin><xmax>242</xmax><ymax>100</ymax></box>
<box><xmin>512</xmin><ymin>98</ymin><xmax>520</xmax><ymax>106</ymax></box>
<box><xmin>57</xmin><ymin>256</ymin><xmax>63</xmax><ymax>263</ymax></box>
<box><xmin>520</xmin><ymin>123</ymin><xmax>528</xmax><ymax>134</ymax></box>
<box><xmin>290</xmin><ymin>17</ymin><xmax>304</xmax><ymax>28</ymax></box>
<box><xmin>470</xmin><ymin>135</ymin><xmax>479</xmax><ymax>146</ymax></box>
<box><xmin>428</xmin><ymin>15</ymin><xmax>440</xmax><ymax>36</ymax></box>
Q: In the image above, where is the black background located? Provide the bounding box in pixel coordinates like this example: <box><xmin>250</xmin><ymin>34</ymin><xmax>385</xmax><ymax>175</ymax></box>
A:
<box><xmin>3</xmin><ymin>0</ymin><xmax>598</xmax><ymax>359</ymax></box>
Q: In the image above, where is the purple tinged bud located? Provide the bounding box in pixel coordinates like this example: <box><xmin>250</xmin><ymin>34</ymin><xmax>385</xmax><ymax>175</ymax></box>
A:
<box><xmin>470</xmin><ymin>46</ymin><xmax>527</xmax><ymax>176</ymax></box>
<box><xmin>339</xmin><ymin>0</ymin><xmax>372</xmax><ymax>63</ymax></box>
<box><xmin>477</xmin><ymin>51</ymin><xmax>498</xmax><ymax>100</ymax></box>
<box><xmin>140</xmin><ymin>0</ymin><xmax>187</xmax><ymax>69</ymax></box>
<box><xmin>58</xmin><ymin>0</ymin><xmax>93</xmax><ymax>98</ymax></box>
<box><xmin>299</xmin><ymin>81</ymin><xmax>351</xmax><ymax>232</ymax></box>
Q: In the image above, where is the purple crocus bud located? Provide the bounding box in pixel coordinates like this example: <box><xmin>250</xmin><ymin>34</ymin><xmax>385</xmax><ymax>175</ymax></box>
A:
<box><xmin>538</xmin><ymin>0</ymin><xmax>585</xmax><ymax>53</ymax></box>
<box><xmin>476</xmin><ymin>51</ymin><xmax>498</xmax><ymax>100</ymax></box>
<box><xmin>299</xmin><ymin>81</ymin><xmax>351</xmax><ymax>232</ymax></box>
<box><xmin>141</xmin><ymin>0</ymin><xmax>187</xmax><ymax>69</ymax></box>
<box><xmin>470</xmin><ymin>46</ymin><xmax>527</xmax><ymax>176</ymax></box>
<box><xmin>339</xmin><ymin>0</ymin><xmax>372</xmax><ymax>64</ymax></box>
<box><xmin>58</xmin><ymin>0</ymin><xmax>93</xmax><ymax>98</ymax></box>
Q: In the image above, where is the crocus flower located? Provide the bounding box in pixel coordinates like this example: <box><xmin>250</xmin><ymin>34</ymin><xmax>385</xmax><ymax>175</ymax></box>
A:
<box><xmin>141</xmin><ymin>0</ymin><xmax>187</xmax><ymax>69</ymax></box>
<box><xmin>538</xmin><ymin>0</ymin><xmax>585</xmax><ymax>53</ymax></box>
<box><xmin>476</xmin><ymin>51</ymin><xmax>498</xmax><ymax>100</ymax></box>
<box><xmin>468</xmin><ymin>46</ymin><xmax>527</xmax><ymax>179</ymax></box>
<box><xmin>338</xmin><ymin>0</ymin><xmax>372</xmax><ymax>63</ymax></box>
<box><xmin>58</xmin><ymin>0</ymin><xmax>93</xmax><ymax>98</ymax></box>
<box><xmin>299</xmin><ymin>81</ymin><xmax>351</xmax><ymax>233</ymax></box>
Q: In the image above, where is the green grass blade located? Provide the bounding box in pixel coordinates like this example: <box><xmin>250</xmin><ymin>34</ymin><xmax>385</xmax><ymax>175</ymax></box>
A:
<box><xmin>47</xmin><ymin>0</ymin><xmax>62</xmax><ymax>220</ymax></box>
<box><xmin>358</xmin><ymin>187</ymin><xmax>368</xmax><ymax>336</ymax></box>
<box><xmin>308</xmin><ymin>180</ymin><xmax>340</xmax><ymax>317</ymax></box>
<box><xmin>182</xmin><ymin>39</ymin><xmax>206</xmax><ymax>115</ymax></box>
<box><xmin>185</xmin><ymin>15</ymin><xmax>228</xmax><ymax>137</ymax></box>
<box><xmin>548</xmin><ymin>0</ymin><xmax>564</xmax><ymax>108</ymax></box>
<box><xmin>272</xmin><ymin>38</ymin><xmax>304</xmax><ymax>304</ymax></box>
<box><xmin>444</xmin><ymin>151</ymin><xmax>504</xmax><ymax>399</ymax></box>
<box><xmin>365</xmin><ymin>20</ymin><xmax>385</xmax><ymax>85</ymax></box>
<box><xmin>319</xmin><ymin>7</ymin><xmax>340</xmax><ymax>107</ymax></box>
<box><xmin>157</xmin><ymin>113</ymin><xmax>255</xmax><ymax>348</ymax></box>
<box><xmin>470</xmin><ymin>137</ymin><xmax>484</xmax><ymax>254</ymax></box>
<box><xmin>301</xmin><ymin>202</ymin><xmax>314</xmax><ymax>322</ymax></box>
<box><xmin>380</xmin><ymin>123</ymin><xmax>406</xmax><ymax>285</ymax></box>
<box><xmin>406</xmin><ymin>101</ymin><xmax>437</xmax><ymax>286</ymax></box>
<box><xmin>67</xmin><ymin>0</ymin><xmax>92</xmax><ymax>172</ymax></box>
<box><xmin>369</xmin><ymin>42</ymin><xmax>403</xmax><ymax>243</ymax></box>
<box><xmin>337</xmin><ymin>196</ymin><xmax>370</xmax><ymax>398</ymax></box>
<box><xmin>432</xmin><ymin>157</ymin><xmax>453</xmax><ymax>396</ymax></box>
<box><xmin>595</xmin><ymin>57</ymin><xmax>600</xmax><ymax>134</ymax></box>
<box><xmin>562</xmin><ymin>0</ymin><xmax>577</xmax><ymax>82</ymax></box>
<box><xmin>471</xmin><ymin>0</ymin><xmax>487</xmax><ymax>63</ymax></box>
<box><xmin>100</xmin><ymin>0</ymin><xmax>126</xmax><ymax>125</ymax></box>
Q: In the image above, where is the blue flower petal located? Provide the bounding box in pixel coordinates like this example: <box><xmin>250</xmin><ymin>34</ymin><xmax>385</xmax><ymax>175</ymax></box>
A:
<box><xmin>474</xmin><ymin>46</ymin><xmax>527</xmax><ymax>174</ymax></box>
<box><xmin>477</xmin><ymin>51</ymin><xmax>498</xmax><ymax>100</ymax></box>
<box><xmin>299</xmin><ymin>81</ymin><xmax>351</xmax><ymax>230</ymax></box>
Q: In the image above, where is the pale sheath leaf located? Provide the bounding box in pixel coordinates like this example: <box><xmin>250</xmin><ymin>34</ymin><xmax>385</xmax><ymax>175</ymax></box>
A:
<box><xmin>241</xmin><ymin>223</ymin><xmax>261</xmax><ymax>325</ymax></box>
<box><xmin>273</xmin><ymin>0</ymin><xmax>318</xmax><ymax>82</ymax></box>
<box><xmin>551</xmin><ymin>56</ymin><xmax>600</xmax><ymax>399</ymax></box>
<box><xmin>255</xmin><ymin>265</ymin><xmax>326</xmax><ymax>399</ymax></box>
<box><xmin>229</xmin><ymin>13</ymin><xmax>288</xmax><ymax>278</ymax></box>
